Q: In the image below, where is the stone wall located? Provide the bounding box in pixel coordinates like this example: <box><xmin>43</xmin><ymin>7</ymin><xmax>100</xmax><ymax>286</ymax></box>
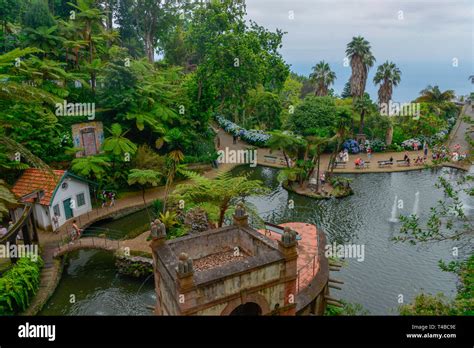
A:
<box><xmin>115</xmin><ymin>255</ymin><xmax>153</xmax><ymax>278</ymax></box>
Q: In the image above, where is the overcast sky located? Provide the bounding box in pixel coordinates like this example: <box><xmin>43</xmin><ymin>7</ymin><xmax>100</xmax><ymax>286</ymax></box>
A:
<box><xmin>245</xmin><ymin>0</ymin><xmax>473</xmax><ymax>101</ymax></box>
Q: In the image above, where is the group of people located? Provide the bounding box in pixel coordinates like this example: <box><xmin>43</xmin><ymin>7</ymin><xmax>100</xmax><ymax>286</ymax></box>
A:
<box><xmin>431</xmin><ymin>144</ymin><xmax>467</xmax><ymax>162</ymax></box>
<box><xmin>354</xmin><ymin>157</ymin><xmax>367</xmax><ymax>168</ymax></box>
<box><xmin>100</xmin><ymin>190</ymin><xmax>116</xmax><ymax>208</ymax></box>
<box><xmin>337</xmin><ymin>149</ymin><xmax>350</xmax><ymax>162</ymax></box>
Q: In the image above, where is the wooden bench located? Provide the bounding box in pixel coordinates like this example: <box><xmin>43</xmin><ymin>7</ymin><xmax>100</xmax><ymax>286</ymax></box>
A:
<box><xmin>396</xmin><ymin>160</ymin><xmax>410</xmax><ymax>167</ymax></box>
<box><xmin>355</xmin><ymin>161</ymin><xmax>370</xmax><ymax>169</ymax></box>
<box><xmin>378</xmin><ymin>160</ymin><xmax>393</xmax><ymax>168</ymax></box>
<box><xmin>333</xmin><ymin>161</ymin><xmax>347</xmax><ymax>169</ymax></box>
<box><xmin>264</xmin><ymin>155</ymin><xmax>277</xmax><ymax>164</ymax></box>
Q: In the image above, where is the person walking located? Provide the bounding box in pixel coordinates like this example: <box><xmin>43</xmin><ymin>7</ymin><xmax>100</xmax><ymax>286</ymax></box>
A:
<box><xmin>110</xmin><ymin>192</ymin><xmax>116</xmax><ymax>207</ymax></box>
<box><xmin>232</xmin><ymin>134</ymin><xmax>237</xmax><ymax>144</ymax></box>
<box><xmin>367</xmin><ymin>147</ymin><xmax>372</xmax><ymax>160</ymax></box>
<box><xmin>423</xmin><ymin>141</ymin><xmax>428</xmax><ymax>159</ymax></box>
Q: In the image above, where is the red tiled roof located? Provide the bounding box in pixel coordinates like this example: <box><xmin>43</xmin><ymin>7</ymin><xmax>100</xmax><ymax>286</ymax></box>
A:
<box><xmin>11</xmin><ymin>169</ymin><xmax>66</xmax><ymax>206</ymax></box>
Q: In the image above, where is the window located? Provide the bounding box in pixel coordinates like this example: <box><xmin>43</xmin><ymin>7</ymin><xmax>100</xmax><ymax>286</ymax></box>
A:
<box><xmin>76</xmin><ymin>193</ymin><xmax>86</xmax><ymax>207</ymax></box>
<box><xmin>53</xmin><ymin>204</ymin><xmax>60</xmax><ymax>217</ymax></box>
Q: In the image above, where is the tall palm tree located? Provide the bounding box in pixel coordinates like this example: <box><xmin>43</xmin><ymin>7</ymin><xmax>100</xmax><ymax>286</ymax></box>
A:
<box><xmin>374</xmin><ymin>61</ymin><xmax>401</xmax><ymax>145</ymax></box>
<box><xmin>353</xmin><ymin>93</ymin><xmax>374</xmax><ymax>134</ymax></box>
<box><xmin>374</xmin><ymin>61</ymin><xmax>401</xmax><ymax>106</ymax></box>
<box><xmin>310</xmin><ymin>61</ymin><xmax>336</xmax><ymax>96</ymax></box>
<box><xmin>346</xmin><ymin>36</ymin><xmax>376</xmax><ymax>99</ymax></box>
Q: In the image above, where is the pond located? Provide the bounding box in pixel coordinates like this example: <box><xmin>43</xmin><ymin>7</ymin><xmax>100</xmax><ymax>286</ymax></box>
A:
<box><xmin>40</xmin><ymin>166</ymin><xmax>472</xmax><ymax>315</ymax></box>
<box><xmin>233</xmin><ymin>165</ymin><xmax>472</xmax><ymax>314</ymax></box>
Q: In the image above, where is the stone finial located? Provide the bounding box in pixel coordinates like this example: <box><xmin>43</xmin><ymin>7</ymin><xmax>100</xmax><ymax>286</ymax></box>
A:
<box><xmin>177</xmin><ymin>252</ymin><xmax>193</xmax><ymax>275</ymax></box>
<box><xmin>281</xmin><ymin>226</ymin><xmax>297</xmax><ymax>246</ymax></box>
<box><xmin>235</xmin><ymin>202</ymin><xmax>247</xmax><ymax>217</ymax></box>
<box><xmin>151</xmin><ymin>219</ymin><xmax>167</xmax><ymax>240</ymax></box>
<box><xmin>233</xmin><ymin>202</ymin><xmax>249</xmax><ymax>227</ymax></box>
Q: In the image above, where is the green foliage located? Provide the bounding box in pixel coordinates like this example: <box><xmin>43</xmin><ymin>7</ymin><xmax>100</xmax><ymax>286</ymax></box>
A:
<box><xmin>23</xmin><ymin>0</ymin><xmax>55</xmax><ymax>30</ymax></box>
<box><xmin>71</xmin><ymin>155</ymin><xmax>110</xmax><ymax>181</ymax></box>
<box><xmin>325</xmin><ymin>301</ymin><xmax>370</xmax><ymax>316</ymax></box>
<box><xmin>0</xmin><ymin>256</ymin><xmax>43</xmax><ymax>315</ymax></box>
<box><xmin>103</xmin><ymin>123</ymin><xmax>137</xmax><ymax>157</ymax></box>
<box><xmin>244</xmin><ymin>86</ymin><xmax>282</xmax><ymax>130</ymax></box>
<box><xmin>399</xmin><ymin>256</ymin><xmax>473</xmax><ymax>315</ymax></box>
<box><xmin>0</xmin><ymin>179</ymin><xmax>17</xmax><ymax>218</ymax></box>
<box><xmin>159</xmin><ymin>210</ymin><xmax>179</xmax><ymax>230</ymax></box>
<box><xmin>173</xmin><ymin>170</ymin><xmax>269</xmax><ymax>227</ymax></box>
<box><xmin>289</xmin><ymin>96</ymin><xmax>338</xmax><ymax>136</ymax></box>
<box><xmin>127</xmin><ymin>169</ymin><xmax>161</xmax><ymax>187</ymax></box>
<box><xmin>152</xmin><ymin>199</ymin><xmax>163</xmax><ymax>216</ymax></box>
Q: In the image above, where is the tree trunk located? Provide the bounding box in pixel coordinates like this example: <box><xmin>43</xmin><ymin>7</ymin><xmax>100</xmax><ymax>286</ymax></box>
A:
<box><xmin>283</xmin><ymin>151</ymin><xmax>290</xmax><ymax>168</ymax></box>
<box><xmin>145</xmin><ymin>33</ymin><xmax>154</xmax><ymax>63</ymax></box>
<box><xmin>218</xmin><ymin>202</ymin><xmax>229</xmax><ymax>228</ymax></box>
<box><xmin>359</xmin><ymin>110</ymin><xmax>365</xmax><ymax>134</ymax></box>
<box><xmin>385</xmin><ymin>125</ymin><xmax>394</xmax><ymax>146</ymax></box>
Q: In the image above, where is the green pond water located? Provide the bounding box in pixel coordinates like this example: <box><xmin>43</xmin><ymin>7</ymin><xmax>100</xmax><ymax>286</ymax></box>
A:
<box><xmin>40</xmin><ymin>165</ymin><xmax>472</xmax><ymax>315</ymax></box>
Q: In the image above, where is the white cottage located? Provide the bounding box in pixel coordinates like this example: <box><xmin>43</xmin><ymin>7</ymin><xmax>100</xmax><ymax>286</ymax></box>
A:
<box><xmin>11</xmin><ymin>169</ymin><xmax>95</xmax><ymax>231</ymax></box>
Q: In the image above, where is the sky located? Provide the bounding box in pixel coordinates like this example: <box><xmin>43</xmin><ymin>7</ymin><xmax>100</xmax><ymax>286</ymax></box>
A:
<box><xmin>245</xmin><ymin>0</ymin><xmax>474</xmax><ymax>102</ymax></box>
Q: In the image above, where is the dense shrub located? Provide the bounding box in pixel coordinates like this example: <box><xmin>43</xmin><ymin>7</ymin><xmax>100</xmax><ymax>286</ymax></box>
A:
<box><xmin>0</xmin><ymin>256</ymin><xmax>43</xmax><ymax>315</ymax></box>
<box><xmin>288</xmin><ymin>96</ymin><xmax>337</xmax><ymax>135</ymax></box>
<box><xmin>369</xmin><ymin>139</ymin><xmax>386</xmax><ymax>152</ymax></box>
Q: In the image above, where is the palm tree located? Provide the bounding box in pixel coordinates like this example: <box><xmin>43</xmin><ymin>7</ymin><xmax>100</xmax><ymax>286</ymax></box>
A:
<box><xmin>346</xmin><ymin>36</ymin><xmax>376</xmax><ymax>99</ymax></box>
<box><xmin>373</xmin><ymin>61</ymin><xmax>401</xmax><ymax>145</ymax></box>
<box><xmin>310</xmin><ymin>61</ymin><xmax>336</xmax><ymax>96</ymax></box>
<box><xmin>127</xmin><ymin>169</ymin><xmax>162</xmax><ymax>222</ymax></box>
<box><xmin>416</xmin><ymin>85</ymin><xmax>455</xmax><ymax>104</ymax></box>
<box><xmin>302</xmin><ymin>134</ymin><xmax>330</xmax><ymax>191</ymax></box>
<box><xmin>267</xmin><ymin>131</ymin><xmax>306</xmax><ymax>167</ymax></box>
<box><xmin>174</xmin><ymin>171</ymin><xmax>269</xmax><ymax>228</ymax></box>
<box><xmin>416</xmin><ymin>85</ymin><xmax>456</xmax><ymax>116</ymax></box>
<box><xmin>328</xmin><ymin>108</ymin><xmax>352</xmax><ymax>174</ymax></box>
<box><xmin>71</xmin><ymin>155</ymin><xmax>110</xmax><ymax>181</ymax></box>
<box><xmin>353</xmin><ymin>93</ymin><xmax>374</xmax><ymax>134</ymax></box>
<box><xmin>374</xmin><ymin>61</ymin><xmax>401</xmax><ymax>106</ymax></box>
